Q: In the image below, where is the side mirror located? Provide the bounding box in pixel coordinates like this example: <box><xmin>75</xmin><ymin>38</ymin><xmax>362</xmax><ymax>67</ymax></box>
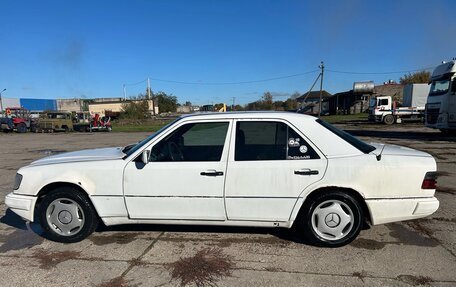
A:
<box><xmin>141</xmin><ymin>150</ymin><xmax>150</xmax><ymax>164</ymax></box>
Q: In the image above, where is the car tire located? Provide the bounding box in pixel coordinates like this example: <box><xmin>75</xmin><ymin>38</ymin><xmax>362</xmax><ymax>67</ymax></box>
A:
<box><xmin>383</xmin><ymin>114</ymin><xmax>395</xmax><ymax>125</ymax></box>
<box><xmin>38</xmin><ymin>187</ymin><xmax>99</xmax><ymax>243</ymax></box>
<box><xmin>296</xmin><ymin>191</ymin><xmax>363</xmax><ymax>247</ymax></box>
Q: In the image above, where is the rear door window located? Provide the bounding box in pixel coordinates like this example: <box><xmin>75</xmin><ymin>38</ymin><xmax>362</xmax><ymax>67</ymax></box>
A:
<box><xmin>235</xmin><ymin>121</ymin><xmax>319</xmax><ymax>161</ymax></box>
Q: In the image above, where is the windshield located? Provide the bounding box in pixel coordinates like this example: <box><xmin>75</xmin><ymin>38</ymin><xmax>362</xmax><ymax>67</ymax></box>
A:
<box><xmin>316</xmin><ymin>119</ymin><xmax>376</xmax><ymax>154</ymax></box>
<box><xmin>429</xmin><ymin>79</ymin><xmax>450</xmax><ymax>96</ymax></box>
<box><xmin>123</xmin><ymin>118</ymin><xmax>180</xmax><ymax>157</ymax></box>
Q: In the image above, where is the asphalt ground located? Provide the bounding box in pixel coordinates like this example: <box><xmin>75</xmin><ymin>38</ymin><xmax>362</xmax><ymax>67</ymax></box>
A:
<box><xmin>0</xmin><ymin>122</ymin><xmax>455</xmax><ymax>287</ymax></box>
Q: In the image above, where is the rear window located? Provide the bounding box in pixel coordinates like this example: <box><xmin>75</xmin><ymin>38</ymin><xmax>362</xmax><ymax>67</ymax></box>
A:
<box><xmin>316</xmin><ymin>119</ymin><xmax>375</xmax><ymax>154</ymax></box>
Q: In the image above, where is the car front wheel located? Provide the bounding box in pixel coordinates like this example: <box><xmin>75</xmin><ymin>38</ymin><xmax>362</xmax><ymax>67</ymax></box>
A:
<box><xmin>297</xmin><ymin>191</ymin><xmax>363</xmax><ymax>247</ymax></box>
<box><xmin>38</xmin><ymin>187</ymin><xmax>99</xmax><ymax>243</ymax></box>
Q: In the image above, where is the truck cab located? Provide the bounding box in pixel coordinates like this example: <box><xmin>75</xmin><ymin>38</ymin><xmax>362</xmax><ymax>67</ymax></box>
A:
<box><xmin>368</xmin><ymin>96</ymin><xmax>395</xmax><ymax>124</ymax></box>
<box><xmin>425</xmin><ymin>60</ymin><xmax>456</xmax><ymax>133</ymax></box>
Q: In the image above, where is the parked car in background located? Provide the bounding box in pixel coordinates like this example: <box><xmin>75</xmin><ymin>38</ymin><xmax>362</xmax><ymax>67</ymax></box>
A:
<box><xmin>5</xmin><ymin>112</ymin><xmax>439</xmax><ymax>247</ymax></box>
<box><xmin>37</xmin><ymin>111</ymin><xmax>73</xmax><ymax>132</ymax></box>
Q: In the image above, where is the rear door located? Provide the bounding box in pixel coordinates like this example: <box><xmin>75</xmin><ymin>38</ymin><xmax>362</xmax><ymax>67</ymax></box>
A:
<box><xmin>224</xmin><ymin>119</ymin><xmax>327</xmax><ymax>221</ymax></box>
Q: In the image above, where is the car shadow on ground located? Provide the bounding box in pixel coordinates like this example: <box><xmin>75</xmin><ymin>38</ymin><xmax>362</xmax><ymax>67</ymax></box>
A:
<box><xmin>0</xmin><ymin>209</ymin><xmax>310</xmax><ymax>245</ymax></box>
<box><xmin>96</xmin><ymin>222</ymin><xmax>311</xmax><ymax>245</ymax></box>
<box><xmin>1</xmin><ymin>209</ymin><xmax>371</xmax><ymax>247</ymax></box>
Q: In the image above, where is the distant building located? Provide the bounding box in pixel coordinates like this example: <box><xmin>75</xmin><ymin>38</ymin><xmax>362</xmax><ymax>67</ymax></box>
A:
<box><xmin>88</xmin><ymin>99</ymin><xmax>159</xmax><ymax>117</ymax></box>
<box><xmin>176</xmin><ymin>105</ymin><xmax>193</xmax><ymax>113</ymax></box>
<box><xmin>92</xmin><ymin>97</ymin><xmax>123</xmax><ymax>103</ymax></box>
<box><xmin>324</xmin><ymin>83</ymin><xmax>405</xmax><ymax>115</ymax></box>
<box><xmin>296</xmin><ymin>90</ymin><xmax>331</xmax><ymax>115</ymax></box>
<box><xmin>374</xmin><ymin>83</ymin><xmax>404</xmax><ymax>102</ymax></box>
<box><xmin>0</xmin><ymin>97</ymin><xmax>57</xmax><ymax>112</ymax></box>
<box><xmin>57</xmin><ymin>99</ymin><xmax>83</xmax><ymax>112</ymax></box>
<box><xmin>0</xmin><ymin>97</ymin><xmax>160</xmax><ymax>116</ymax></box>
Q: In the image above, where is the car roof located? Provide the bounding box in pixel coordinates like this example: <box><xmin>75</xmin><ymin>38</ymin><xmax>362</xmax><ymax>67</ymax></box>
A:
<box><xmin>179</xmin><ymin>111</ymin><xmax>317</xmax><ymax>121</ymax></box>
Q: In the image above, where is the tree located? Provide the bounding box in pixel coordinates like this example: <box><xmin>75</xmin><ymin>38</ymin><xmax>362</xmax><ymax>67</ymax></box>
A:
<box><xmin>234</xmin><ymin>104</ymin><xmax>244</xmax><ymax>111</ymax></box>
<box><xmin>262</xmin><ymin>92</ymin><xmax>273</xmax><ymax>110</ymax></box>
<box><xmin>399</xmin><ymin>71</ymin><xmax>431</xmax><ymax>84</ymax></box>
<box><xmin>273</xmin><ymin>100</ymin><xmax>285</xmax><ymax>111</ymax></box>
<box><xmin>155</xmin><ymin>91</ymin><xmax>178</xmax><ymax>113</ymax></box>
<box><xmin>283</xmin><ymin>98</ymin><xmax>298</xmax><ymax>110</ymax></box>
<box><xmin>120</xmin><ymin>100</ymin><xmax>150</xmax><ymax>119</ymax></box>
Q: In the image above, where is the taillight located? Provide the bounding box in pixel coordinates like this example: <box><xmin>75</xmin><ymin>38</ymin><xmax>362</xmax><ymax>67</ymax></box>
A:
<box><xmin>422</xmin><ymin>172</ymin><xmax>437</xmax><ymax>189</ymax></box>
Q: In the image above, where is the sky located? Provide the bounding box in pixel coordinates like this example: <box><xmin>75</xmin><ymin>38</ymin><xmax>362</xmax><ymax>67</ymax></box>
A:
<box><xmin>1</xmin><ymin>0</ymin><xmax>456</xmax><ymax>105</ymax></box>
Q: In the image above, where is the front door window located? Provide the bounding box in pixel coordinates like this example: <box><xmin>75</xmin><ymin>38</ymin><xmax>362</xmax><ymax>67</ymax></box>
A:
<box><xmin>150</xmin><ymin>122</ymin><xmax>229</xmax><ymax>162</ymax></box>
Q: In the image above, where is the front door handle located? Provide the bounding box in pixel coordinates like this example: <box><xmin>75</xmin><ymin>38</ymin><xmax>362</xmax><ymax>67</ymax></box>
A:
<box><xmin>200</xmin><ymin>170</ymin><xmax>224</xmax><ymax>177</ymax></box>
<box><xmin>294</xmin><ymin>169</ymin><xmax>319</xmax><ymax>176</ymax></box>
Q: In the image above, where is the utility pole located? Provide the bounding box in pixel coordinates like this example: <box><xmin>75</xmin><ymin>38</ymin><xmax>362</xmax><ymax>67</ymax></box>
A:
<box><xmin>147</xmin><ymin>77</ymin><xmax>156</xmax><ymax>116</ymax></box>
<box><xmin>318</xmin><ymin>61</ymin><xmax>325</xmax><ymax>118</ymax></box>
<box><xmin>231</xmin><ymin>97</ymin><xmax>236</xmax><ymax>111</ymax></box>
<box><xmin>123</xmin><ymin>84</ymin><xmax>127</xmax><ymax>101</ymax></box>
<box><xmin>0</xmin><ymin>88</ymin><xmax>6</xmax><ymax>112</ymax></box>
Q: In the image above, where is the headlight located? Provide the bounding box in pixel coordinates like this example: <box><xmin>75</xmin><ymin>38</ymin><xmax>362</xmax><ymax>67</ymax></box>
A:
<box><xmin>13</xmin><ymin>173</ymin><xmax>23</xmax><ymax>190</ymax></box>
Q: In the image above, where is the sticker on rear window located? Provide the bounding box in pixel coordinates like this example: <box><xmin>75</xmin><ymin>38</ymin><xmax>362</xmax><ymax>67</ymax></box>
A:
<box><xmin>288</xmin><ymin>138</ymin><xmax>300</xmax><ymax>147</ymax></box>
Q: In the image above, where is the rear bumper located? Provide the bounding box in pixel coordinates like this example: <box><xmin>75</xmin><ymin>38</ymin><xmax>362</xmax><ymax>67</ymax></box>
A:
<box><xmin>5</xmin><ymin>192</ymin><xmax>37</xmax><ymax>222</ymax></box>
<box><xmin>366</xmin><ymin>197</ymin><xmax>439</xmax><ymax>225</ymax></box>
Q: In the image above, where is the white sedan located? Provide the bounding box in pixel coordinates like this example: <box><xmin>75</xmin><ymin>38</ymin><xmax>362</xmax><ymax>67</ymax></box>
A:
<box><xmin>5</xmin><ymin>112</ymin><xmax>439</xmax><ymax>247</ymax></box>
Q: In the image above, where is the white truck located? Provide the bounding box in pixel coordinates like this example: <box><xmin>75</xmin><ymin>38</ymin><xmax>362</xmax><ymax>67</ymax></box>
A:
<box><xmin>368</xmin><ymin>84</ymin><xmax>429</xmax><ymax>125</ymax></box>
<box><xmin>425</xmin><ymin>60</ymin><xmax>456</xmax><ymax>134</ymax></box>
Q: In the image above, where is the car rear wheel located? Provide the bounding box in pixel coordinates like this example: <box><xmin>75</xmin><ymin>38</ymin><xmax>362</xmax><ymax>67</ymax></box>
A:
<box><xmin>297</xmin><ymin>191</ymin><xmax>363</xmax><ymax>247</ymax></box>
<box><xmin>38</xmin><ymin>187</ymin><xmax>99</xmax><ymax>243</ymax></box>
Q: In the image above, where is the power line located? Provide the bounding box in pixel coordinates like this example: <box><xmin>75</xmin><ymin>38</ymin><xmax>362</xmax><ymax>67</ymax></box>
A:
<box><xmin>326</xmin><ymin>66</ymin><xmax>435</xmax><ymax>75</ymax></box>
<box><xmin>125</xmin><ymin>65</ymin><xmax>435</xmax><ymax>88</ymax></box>
<box><xmin>124</xmin><ymin>79</ymin><xmax>147</xmax><ymax>86</ymax></box>
<box><xmin>148</xmin><ymin>70</ymin><xmax>319</xmax><ymax>85</ymax></box>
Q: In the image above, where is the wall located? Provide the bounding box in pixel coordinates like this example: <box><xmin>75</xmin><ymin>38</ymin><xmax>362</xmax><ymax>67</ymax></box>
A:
<box><xmin>88</xmin><ymin>99</ymin><xmax>159</xmax><ymax>116</ymax></box>
<box><xmin>0</xmin><ymin>98</ymin><xmax>20</xmax><ymax>111</ymax></box>
<box><xmin>57</xmin><ymin>99</ymin><xmax>83</xmax><ymax>112</ymax></box>
<box><xmin>20</xmin><ymin>99</ymin><xmax>57</xmax><ymax>111</ymax></box>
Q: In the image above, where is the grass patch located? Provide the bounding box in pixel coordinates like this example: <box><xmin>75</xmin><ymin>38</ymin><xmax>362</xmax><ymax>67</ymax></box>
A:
<box><xmin>112</xmin><ymin>119</ymin><xmax>173</xmax><ymax>133</ymax></box>
<box><xmin>320</xmin><ymin>113</ymin><xmax>368</xmax><ymax>124</ymax></box>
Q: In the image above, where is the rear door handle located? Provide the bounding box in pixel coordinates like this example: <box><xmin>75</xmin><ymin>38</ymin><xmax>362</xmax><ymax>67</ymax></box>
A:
<box><xmin>200</xmin><ymin>170</ymin><xmax>224</xmax><ymax>177</ymax></box>
<box><xmin>294</xmin><ymin>169</ymin><xmax>319</xmax><ymax>176</ymax></box>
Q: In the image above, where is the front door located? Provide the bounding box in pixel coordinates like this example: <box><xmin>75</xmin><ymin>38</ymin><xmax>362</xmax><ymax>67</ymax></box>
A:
<box><xmin>224</xmin><ymin>120</ymin><xmax>327</xmax><ymax>221</ymax></box>
<box><xmin>123</xmin><ymin>120</ymin><xmax>232</xmax><ymax>220</ymax></box>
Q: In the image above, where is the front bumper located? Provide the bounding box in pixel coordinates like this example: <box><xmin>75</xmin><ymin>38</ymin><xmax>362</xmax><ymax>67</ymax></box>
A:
<box><xmin>366</xmin><ymin>197</ymin><xmax>439</xmax><ymax>225</ymax></box>
<box><xmin>5</xmin><ymin>192</ymin><xmax>37</xmax><ymax>222</ymax></box>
